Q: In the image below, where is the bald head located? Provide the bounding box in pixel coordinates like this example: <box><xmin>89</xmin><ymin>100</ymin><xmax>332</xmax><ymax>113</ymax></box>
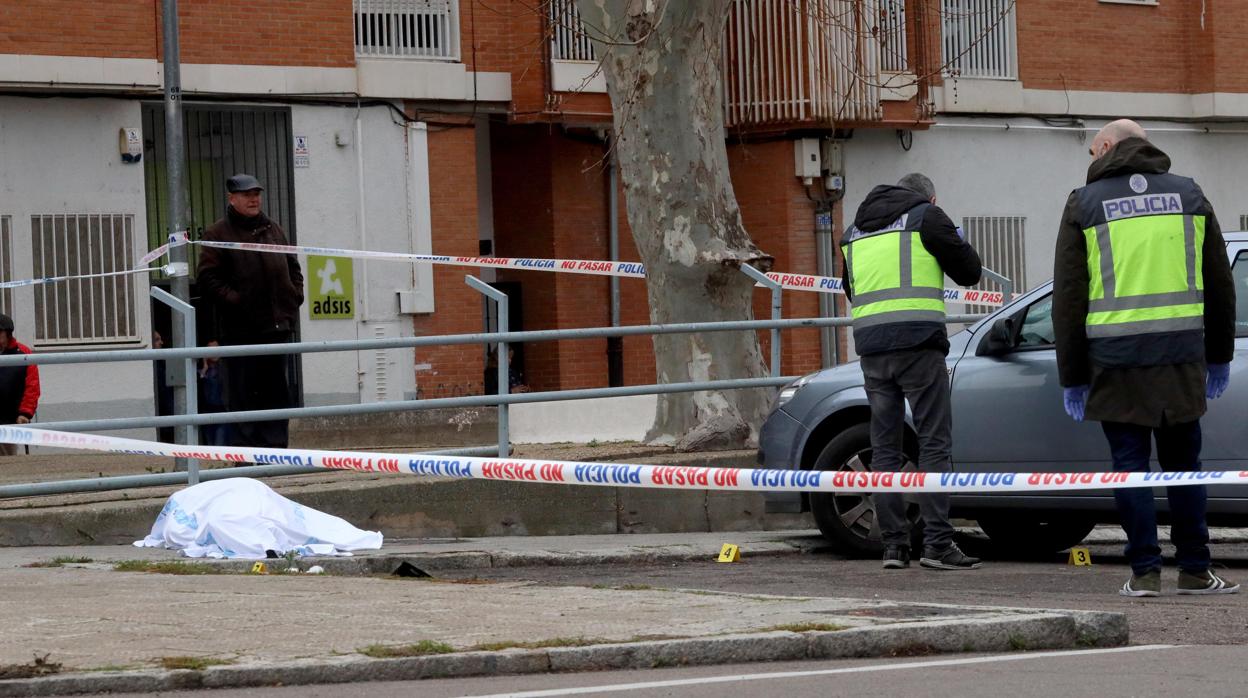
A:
<box><xmin>1090</xmin><ymin>119</ymin><xmax>1148</xmax><ymax>161</ymax></box>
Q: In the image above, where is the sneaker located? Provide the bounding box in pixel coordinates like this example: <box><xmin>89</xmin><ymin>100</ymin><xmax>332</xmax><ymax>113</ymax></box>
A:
<box><xmin>1120</xmin><ymin>569</ymin><xmax>1161</xmax><ymax>597</ymax></box>
<box><xmin>1177</xmin><ymin>569</ymin><xmax>1240</xmax><ymax>595</ymax></box>
<box><xmin>882</xmin><ymin>545</ymin><xmax>910</xmax><ymax>569</ymax></box>
<box><xmin>919</xmin><ymin>543</ymin><xmax>981</xmax><ymax>570</ymax></box>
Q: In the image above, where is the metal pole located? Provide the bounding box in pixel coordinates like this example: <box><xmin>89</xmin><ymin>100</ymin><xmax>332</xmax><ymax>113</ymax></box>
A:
<box><xmin>814</xmin><ymin>204</ymin><xmax>838</xmax><ymax>367</ymax></box>
<box><xmin>162</xmin><ymin>0</ymin><xmax>194</xmax><ymax>468</ymax></box>
<box><xmin>606</xmin><ymin>137</ymin><xmax>623</xmax><ymax>387</ymax></box>
<box><xmin>152</xmin><ymin>287</ymin><xmax>199</xmax><ymax>483</ymax></box>
<box><xmin>466</xmin><ymin>276</ymin><xmax>509</xmax><ymax>456</ymax></box>
<box><xmin>740</xmin><ymin>265</ymin><xmax>782</xmax><ymax>378</ymax></box>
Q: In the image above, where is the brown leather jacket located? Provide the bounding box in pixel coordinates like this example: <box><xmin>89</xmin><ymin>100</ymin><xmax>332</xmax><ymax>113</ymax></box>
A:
<box><xmin>197</xmin><ymin>207</ymin><xmax>304</xmax><ymax>340</ymax></box>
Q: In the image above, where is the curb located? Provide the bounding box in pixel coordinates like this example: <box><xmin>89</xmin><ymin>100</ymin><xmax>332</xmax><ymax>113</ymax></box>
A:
<box><xmin>0</xmin><ymin>611</ymin><xmax>1126</xmax><ymax>696</ymax></box>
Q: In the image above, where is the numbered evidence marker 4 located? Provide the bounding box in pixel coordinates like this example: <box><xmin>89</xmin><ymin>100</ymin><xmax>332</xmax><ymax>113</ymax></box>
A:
<box><xmin>717</xmin><ymin>544</ymin><xmax>741</xmax><ymax>563</ymax></box>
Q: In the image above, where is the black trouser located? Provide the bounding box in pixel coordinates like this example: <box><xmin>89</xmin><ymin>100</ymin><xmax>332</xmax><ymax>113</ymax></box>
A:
<box><xmin>1102</xmin><ymin>420</ymin><xmax>1209</xmax><ymax>576</ymax></box>
<box><xmin>224</xmin><ymin>331</ymin><xmax>295</xmax><ymax>449</ymax></box>
<box><xmin>861</xmin><ymin>347</ymin><xmax>954</xmax><ymax>551</ymax></box>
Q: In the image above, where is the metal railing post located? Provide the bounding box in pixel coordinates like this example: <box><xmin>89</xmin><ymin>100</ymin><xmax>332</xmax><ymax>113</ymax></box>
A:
<box><xmin>151</xmin><ymin>286</ymin><xmax>199</xmax><ymax>484</ymax></box>
<box><xmin>741</xmin><ymin>265</ymin><xmax>783</xmax><ymax>378</ymax></box>
<box><xmin>466</xmin><ymin>276</ymin><xmax>509</xmax><ymax>457</ymax></box>
<box><xmin>980</xmin><ymin>267</ymin><xmax>1014</xmax><ymax>303</ymax></box>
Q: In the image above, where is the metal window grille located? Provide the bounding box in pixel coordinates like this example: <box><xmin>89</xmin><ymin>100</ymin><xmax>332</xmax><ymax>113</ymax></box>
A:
<box><xmin>549</xmin><ymin>0</ymin><xmax>596</xmax><ymax>62</ymax></box>
<box><xmin>0</xmin><ymin>217</ymin><xmax>11</xmax><ymax>315</ymax></box>
<box><xmin>876</xmin><ymin>0</ymin><xmax>908</xmax><ymax>73</ymax></box>
<box><xmin>353</xmin><ymin>0</ymin><xmax>460</xmax><ymax>60</ymax></box>
<box><xmin>941</xmin><ymin>0</ymin><xmax>1018</xmax><ymax>80</ymax></box>
<box><xmin>961</xmin><ymin>216</ymin><xmax>1026</xmax><ymax>313</ymax></box>
<box><xmin>1239</xmin><ymin>214</ymin><xmax>1248</xmax><ymax>232</ymax></box>
<box><xmin>31</xmin><ymin>214</ymin><xmax>139</xmax><ymax>347</ymax></box>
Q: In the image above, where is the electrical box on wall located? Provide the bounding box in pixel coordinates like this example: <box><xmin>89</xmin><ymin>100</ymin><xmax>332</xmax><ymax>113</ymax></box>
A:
<box><xmin>794</xmin><ymin>138</ymin><xmax>821</xmax><ymax>179</ymax></box>
<box><xmin>821</xmin><ymin>140</ymin><xmax>844</xmax><ymax>177</ymax></box>
<box><xmin>118</xmin><ymin>127</ymin><xmax>142</xmax><ymax>163</ymax></box>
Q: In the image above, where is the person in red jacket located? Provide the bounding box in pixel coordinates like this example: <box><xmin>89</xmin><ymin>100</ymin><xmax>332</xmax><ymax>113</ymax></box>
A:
<box><xmin>0</xmin><ymin>314</ymin><xmax>39</xmax><ymax>456</ymax></box>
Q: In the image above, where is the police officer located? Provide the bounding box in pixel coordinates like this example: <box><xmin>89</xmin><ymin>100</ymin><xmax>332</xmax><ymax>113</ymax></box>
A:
<box><xmin>1053</xmin><ymin>119</ymin><xmax>1238</xmax><ymax>597</ymax></box>
<box><xmin>842</xmin><ymin>173</ymin><xmax>983</xmax><ymax>570</ymax></box>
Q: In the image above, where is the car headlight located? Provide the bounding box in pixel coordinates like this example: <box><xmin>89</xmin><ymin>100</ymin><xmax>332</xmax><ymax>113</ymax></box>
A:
<box><xmin>774</xmin><ymin>372</ymin><xmax>817</xmax><ymax>409</ymax></box>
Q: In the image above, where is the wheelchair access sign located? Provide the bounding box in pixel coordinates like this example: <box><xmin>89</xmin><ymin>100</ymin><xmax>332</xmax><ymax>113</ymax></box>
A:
<box><xmin>308</xmin><ymin>255</ymin><xmax>354</xmax><ymax>320</ymax></box>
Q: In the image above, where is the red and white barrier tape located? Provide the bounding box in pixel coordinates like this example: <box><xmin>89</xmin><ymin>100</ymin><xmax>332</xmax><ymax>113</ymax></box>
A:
<box><xmin>2</xmin><ymin>426</ymin><xmax>1237</xmax><ymax>494</ymax></box>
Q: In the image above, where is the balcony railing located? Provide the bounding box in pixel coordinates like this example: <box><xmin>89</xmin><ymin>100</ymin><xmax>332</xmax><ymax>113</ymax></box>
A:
<box><xmin>354</xmin><ymin>0</ymin><xmax>460</xmax><ymax>61</ymax></box>
<box><xmin>549</xmin><ymin>0</ymin><xmax>597</xmax><ymax>62</ymax></box>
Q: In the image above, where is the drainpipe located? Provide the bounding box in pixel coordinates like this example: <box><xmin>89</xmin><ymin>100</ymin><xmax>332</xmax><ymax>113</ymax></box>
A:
<box><xmin>606</xmin><ymin>135</ymin><xmax>623</xmax><ymax>387</ymax></box>
<box><xmin>356</xmin><ymin>105</ymin><xmax>370</xmax><ymax>321</ymax></box>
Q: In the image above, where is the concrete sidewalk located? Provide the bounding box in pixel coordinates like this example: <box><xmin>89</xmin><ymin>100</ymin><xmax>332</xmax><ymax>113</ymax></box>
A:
<box><xmin>0</xmin><ymin>532</ymin><xmax>1126</xmax><ymax>696</ymax></box>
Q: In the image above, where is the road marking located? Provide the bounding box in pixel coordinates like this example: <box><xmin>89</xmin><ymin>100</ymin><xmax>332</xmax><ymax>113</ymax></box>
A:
<box><xmin>464</xmin><ymin>645</ymin><xmax>1177</xmax><ymax>697</ymax></box>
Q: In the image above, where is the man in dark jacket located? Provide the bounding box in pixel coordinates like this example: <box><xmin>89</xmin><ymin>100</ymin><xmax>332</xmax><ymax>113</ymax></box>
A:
<box><xmin>0</xmin><ymin>313</ymin><xmax>40</xmax><ymax>456</ymax></box>
<box><xmin>197</xmin><ymin>174</ymin><xmax>304</xmax><ymax>448</ymax></box>
<box><xmin>1053</xmin><ymin>119</ymin><xmax>1237</xmax><ymax>597</ymax></box>
<box><xmin>842</xmin><ymin>173</ymin><xmax>983</xmax><ymax>570</ymax></box>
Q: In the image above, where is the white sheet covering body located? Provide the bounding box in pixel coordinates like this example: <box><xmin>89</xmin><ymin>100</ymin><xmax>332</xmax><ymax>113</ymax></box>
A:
<box><xmin>135</xmin><ymin>478</ymin><xmax>383</xmax><ymax>559</ymax></box>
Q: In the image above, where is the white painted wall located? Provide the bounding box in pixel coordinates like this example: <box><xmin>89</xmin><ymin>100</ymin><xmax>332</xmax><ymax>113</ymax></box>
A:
<box><xmin>291</xmin><ymin>104</ymin><xmax>431</xmax><ymax>406</ymax></box>
<box><xmin>0</xmin><ymin>96</ymin><xmax>154</xmax><ymax>436</ymax></box>
<box><xmin>511</xmin><ymin>395</ymin><xmax>657</xmax><ymax>444</ymax></box>
<box><xmin>842</xmin><ymin>116</ymin><xmax>1248</xmax><ymax>296</ymax></box>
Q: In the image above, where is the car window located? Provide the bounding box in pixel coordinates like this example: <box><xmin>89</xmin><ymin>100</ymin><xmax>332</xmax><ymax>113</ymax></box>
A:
<box><xmin>1235</xmin><ymin>252</ymin><xmax>1248</xmax><ymax>337</ymax></box>
<box><xmin>1017</xmin><ymin>295</ymin><xmax>1055</xmax><ymax>348</ymax></box>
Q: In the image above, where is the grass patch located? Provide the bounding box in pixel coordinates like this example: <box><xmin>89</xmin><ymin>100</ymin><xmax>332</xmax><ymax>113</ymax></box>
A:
<box><xmin>113</xmin><ymin>560</ymin><xmax>222</xmax><ymax>575</ymax></box>
<box><xmin>84</xmin><ymin>664</ymin><xmax>144</xmax><ymax>673</ymax></box>
<box><xmin>760</xmin><ymin>622</ymin><xmax>848</xmax><ymax>634</ymax></box>
<box><xmin>469</xmin><ymin>637</ymin><xmax>610</xmax><ymax>652</ymax></box>
<box><xmin>617</xmin><ymin>584</ymin><xmax>653</xmax><ymax>591</ymax></box>
<box><xmin>158</xmin><ymin>656</ymin><xmax>235</xmax><ymax>671</ymax></box>
<box><xmin>359</xmin><ymin>641</ymin><xmax>455</xmax><ymax>659</ymax></box>
<box><xmin>0</xmin><ymin>654</ymin><xmax>62</xmax><ymax>680</ymax></box>
<box><xmin>1008</xmin><ymin>635</ymin><xmax>1029</xmax><ymax>651</ymax></box>
<box><xmin>23</xmin><ymin>556</ymin><xmax>93</xmax><ymax>569</ymax></box>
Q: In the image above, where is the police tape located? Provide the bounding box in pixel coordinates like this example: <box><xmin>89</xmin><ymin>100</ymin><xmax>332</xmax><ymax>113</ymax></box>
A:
<box><xmin>0</xmin><ymin>264</ymin><xmax>181</xmax><ymax>290</ymax></box>
<box><xmin>2</xmin><ymin>425</ymin><xmax>1241</xmax><ymax>494</ymax></box>
<box><xmin>180</xmin><ymin>236</ymin><xmax>1007</xmax><ymax>308</ymax></box>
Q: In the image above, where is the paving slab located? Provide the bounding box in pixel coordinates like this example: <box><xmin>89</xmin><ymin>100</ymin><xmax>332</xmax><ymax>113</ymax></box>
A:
<box><xmin>0</xmin><ymin>533</ymin><xmax>1127</xmax><ymax>696</ymax></box>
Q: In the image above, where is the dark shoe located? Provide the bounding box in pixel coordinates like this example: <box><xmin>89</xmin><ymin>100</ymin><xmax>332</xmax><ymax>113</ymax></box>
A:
<box><xmin>919</xmin><ymin>543</ymin><xmax>982</xmax><ymax>570</ymax></box>
<box><xmin>1120</xmin><ymin>568</ymin><xmax>1161</xmax><ymax>597</ymax></box>
<box><xmin>882</xmin><ymin>545</ymin><xmax>910</xmax><ymax>569</ymax></box>
<box><xmin>1177</xmin><ymin>569</ymin><xmax>1239</xmax><ymax>595</ymax></box>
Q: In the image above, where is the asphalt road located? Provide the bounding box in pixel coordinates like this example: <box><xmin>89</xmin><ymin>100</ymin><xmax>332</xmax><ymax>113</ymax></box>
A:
<box><xmin>438</xmin><ymin>537</ymin><xmax>1248</xmax><ymax>647</ymax></box>
<box><xmin>121</xmin><ymin>645</ymin><xmax>1248</xmax><ymax>697</ymax></box>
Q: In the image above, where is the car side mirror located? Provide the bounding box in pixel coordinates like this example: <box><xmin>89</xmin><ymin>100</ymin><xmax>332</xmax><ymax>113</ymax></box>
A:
<box><xmin>977</xmin><ymin>317</ymin><xmax>1017</xmax><ymax>357</ymax></box>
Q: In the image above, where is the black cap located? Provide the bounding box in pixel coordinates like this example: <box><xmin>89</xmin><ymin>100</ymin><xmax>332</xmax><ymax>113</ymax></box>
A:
<box><xmin>0</xmin><ymin>314</ymin><xmax>13</xmax><ymax>333</ymax></box>
<box><xmin>226</xmin><ymin>174</ymin><xmax>264</xmax><ymax>193</ymax></box>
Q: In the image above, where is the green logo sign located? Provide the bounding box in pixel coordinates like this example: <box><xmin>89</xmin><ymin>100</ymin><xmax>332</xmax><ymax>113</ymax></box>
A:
<box><xmin>308</xmin><ymin>255</ymin><xmax>354</xmax><ymax>320</ymax></box>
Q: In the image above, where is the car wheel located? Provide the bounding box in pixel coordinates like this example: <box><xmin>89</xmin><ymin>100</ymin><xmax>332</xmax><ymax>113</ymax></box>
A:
<box><xmin>975</xmin><ymin>515</ymin><xmax>1096</xmax><ymax>555</ymax></box>
<box><xmin>809</xmin><ymin>423</ymin><xmax>922</xmax><ymax>557</ymax></box>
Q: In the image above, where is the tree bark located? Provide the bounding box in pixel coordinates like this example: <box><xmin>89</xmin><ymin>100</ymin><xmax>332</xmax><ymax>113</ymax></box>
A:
<box><xmin>575</xmin><ymin>0</ymin><xmax>772</xmax><ymax>450</ymax></box>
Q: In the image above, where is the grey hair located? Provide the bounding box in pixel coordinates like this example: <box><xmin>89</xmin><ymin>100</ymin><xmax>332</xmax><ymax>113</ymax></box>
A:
<box><xmin>897</xmin><ymin>173</ymin><xmax>936</xmax><ymax>200</ymax></box>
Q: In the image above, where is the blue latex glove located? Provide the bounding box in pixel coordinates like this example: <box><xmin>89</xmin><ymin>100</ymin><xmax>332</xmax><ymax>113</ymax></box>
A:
<box><xmin>955</xmin><ymin>226</ymin><xmax>966</xmax><ymax>241</ymax></box>
<box><xmin>1207</xmin><ymin>363</ymin><xmax>1231</xmax><ymax>400</ymax></box>
<box><xmin>1063</xmin><ymin>385</ymin><xmax>1089</xmax><ymax>422</ymax></box>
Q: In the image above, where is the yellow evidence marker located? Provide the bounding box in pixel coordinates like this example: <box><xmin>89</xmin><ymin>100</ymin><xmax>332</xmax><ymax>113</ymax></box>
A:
<box><xmin>1068</xmin><ymin>547</ymin><xmax>1092</xmax><ymax>566</ymax></box>
<box><xmin>251</xmin><ymin>562</ymin><xmax>268</xmax><ymax>574</ymax></box>
<box><xmin>717</xmin><ymin>544</ymin><xmax>741</xmax><ymax>563</ymax></box>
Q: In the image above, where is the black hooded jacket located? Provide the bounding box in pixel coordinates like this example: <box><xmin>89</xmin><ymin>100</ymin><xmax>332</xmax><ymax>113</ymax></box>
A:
<box><xmin>1052</xmin><ymin>137</ymin><xmax>1236</xmax><ymax>427</ymax></box>
<box><xmin>842</xmin><ymin>185</ymin><xmax>983</xmax><ymax>356</ymax></box>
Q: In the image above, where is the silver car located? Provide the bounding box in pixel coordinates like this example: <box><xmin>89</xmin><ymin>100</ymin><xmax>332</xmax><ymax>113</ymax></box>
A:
<box><xmin>760</xmin><ymin>232</ymin><xmax>1248</xmax><ymax>555</ymax></box>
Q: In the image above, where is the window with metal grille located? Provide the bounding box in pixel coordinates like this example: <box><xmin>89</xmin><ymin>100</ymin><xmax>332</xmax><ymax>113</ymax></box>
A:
<box><xmin>876</xmin><ymin>0</ymin><xmax>909</xmax><ymax>73</ymax></box>
<box><xmin>1238</xmin><ymin>214</ymin><xmax>1248</xmax><ymax>232</ymax></box>
<box><xmin>941</xmin><ymin>0</ymin><xmax>1018</xmax><ymax>80</ymax></box>
<box><xmin>960</xmin><ymin>216</ymin><xmax>1026</xmax><ymax>313</ymax></box>
<box><xmin>549</xmin><ymin>0</ymin><xmax>596</xmax><ymax>61</ymax></box>
<box><xmin>353</xmin><ymin>0</ymin><xmax>460</xmax><ymax>60</ymax></box>
<box><xmin>0</xmin><ymin>217</ymin><xmax>11</xmax><ymax>315</ymax></box>
<box><xmin>31</xmin><ymin>214</ymin><xmax>140</xmax><ymax>347</ymax></box>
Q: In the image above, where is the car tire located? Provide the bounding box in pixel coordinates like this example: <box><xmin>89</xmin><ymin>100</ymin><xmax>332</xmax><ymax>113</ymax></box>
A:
<box><xmin>809</xmin><ymin>423</ymin><xmax>922</xmax><ymax>557</ymax></box>
<box><xmin>975</xmin><ymin>515</ymin><xmax>1096</xmax><ymax>555</ymax></box>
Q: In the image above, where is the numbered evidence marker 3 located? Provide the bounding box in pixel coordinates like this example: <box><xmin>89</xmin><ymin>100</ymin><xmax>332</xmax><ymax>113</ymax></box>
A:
<box><xmin>1068</xmin><ymin>547</ymin><xmax>1092</xmax><ymax>566</ymax></box>
<box><xmin>717</xmin><ymin>544</ymin><xmax>741</xmax><ymax>563</ymax></box>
